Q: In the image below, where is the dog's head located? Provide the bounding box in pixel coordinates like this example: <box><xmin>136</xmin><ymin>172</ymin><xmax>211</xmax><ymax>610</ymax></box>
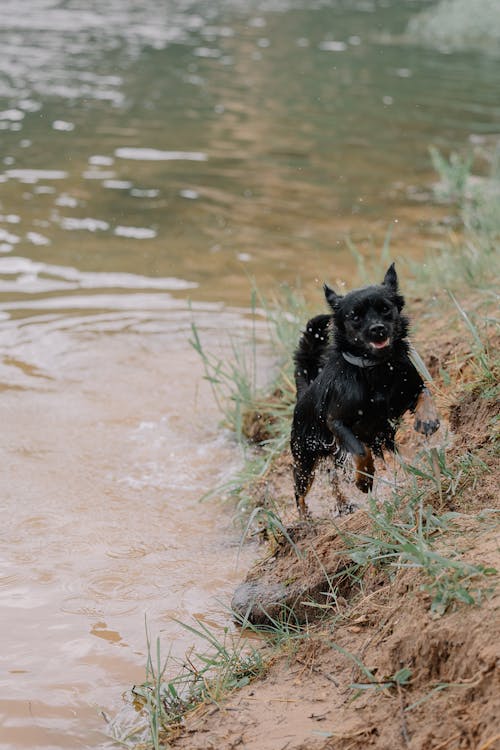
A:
<box><xmin>324</xmin><ymin>263</ymin><xmax>408</xmax><ymax>358</ymax></box>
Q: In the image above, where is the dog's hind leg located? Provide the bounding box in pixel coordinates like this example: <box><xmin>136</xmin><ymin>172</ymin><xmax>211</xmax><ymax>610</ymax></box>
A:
<box><xmin>292</xmin><ymin>451</ymin><xmax>317</xmax><ymax>517</ymax></box>
<box><xmin>329</xmin><ymin>468</ymin><xmax>351</xmax><ymax>515</ymax></box>
<box><xmin>353</xmin><ymin>446</ymin><xmax>375</xmax><ymax>493</ymax></box>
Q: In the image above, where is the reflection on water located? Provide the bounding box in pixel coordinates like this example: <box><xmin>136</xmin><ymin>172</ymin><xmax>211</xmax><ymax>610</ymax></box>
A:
<box><xmin>0</xmin><ymin>0</ymin><xmax>499</xmax><ymax>747</ymax></box>
<box><xmin>1</xmin><ymin>0</ymin><xmax>499</xmax><ymax>304</ymax></box>
<box><xmin>0</xmin><ymin>257</ymin><xmax>197</xmax><ymax>296</ymax></box>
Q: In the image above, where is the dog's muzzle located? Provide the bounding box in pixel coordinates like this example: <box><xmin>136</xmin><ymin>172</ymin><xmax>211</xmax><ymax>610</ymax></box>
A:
<box><xmin>368</xmin><ymin>324</ymin><xmax>390</xmax><ymax>349</ymax></box>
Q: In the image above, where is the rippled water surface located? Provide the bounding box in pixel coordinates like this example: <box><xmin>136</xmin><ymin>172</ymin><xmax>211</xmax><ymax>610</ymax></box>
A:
<box><xmin>0</xmin><ymin>0</ymin><xmax>499</xmax><ymax>748</ymax></box>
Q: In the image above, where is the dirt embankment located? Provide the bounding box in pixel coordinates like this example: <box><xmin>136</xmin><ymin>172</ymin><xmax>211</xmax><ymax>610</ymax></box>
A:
<box><xmin>170</xmin><ymin>299</ymin><xmax>500</xmax><ymax>750</ymax></box>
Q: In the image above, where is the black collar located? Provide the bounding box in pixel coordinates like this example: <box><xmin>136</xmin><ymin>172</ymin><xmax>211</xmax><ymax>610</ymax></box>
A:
<box><xmin>341</xmin><ymin>351</ymin><xmax>381</xmax><ymax>369</ymax></box>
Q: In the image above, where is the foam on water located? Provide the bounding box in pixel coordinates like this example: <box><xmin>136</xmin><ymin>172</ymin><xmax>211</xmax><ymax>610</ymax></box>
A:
<box><xmin>5</xmin><ymin>169</ymin><xmax>68</xmax><ymax>181</ymax></box>
<box><xmin>114</xmin><ymin>147</ymin><xmax>208</xmax><ymax>161</ymax></box>
<box><xmin>114</xmin><ymin>225</ymin><xmax>157</xmax><ymax>239</ymax></box>
<box><xmin>0</xmin><ymin>256</ymin><xmax>198</xmax><ymax>294</ymax></box>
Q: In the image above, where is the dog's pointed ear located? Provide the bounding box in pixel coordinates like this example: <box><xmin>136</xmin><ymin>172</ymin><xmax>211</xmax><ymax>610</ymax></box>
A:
<box><xmin>324</xmin><ymin>283</ymin><xmax>342</xmax><ymax>311</ymax></box>
<box><xmin>382</xmin><ymin>262</ymin><xmax>398</xmax><ymax>292</ymax></box>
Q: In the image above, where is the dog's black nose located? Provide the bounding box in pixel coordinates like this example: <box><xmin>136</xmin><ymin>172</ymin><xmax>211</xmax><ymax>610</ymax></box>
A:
<box><xmin>369</xmin><ymin>323</ymin><xmax>386</xmax><ymax>340</ymax></box>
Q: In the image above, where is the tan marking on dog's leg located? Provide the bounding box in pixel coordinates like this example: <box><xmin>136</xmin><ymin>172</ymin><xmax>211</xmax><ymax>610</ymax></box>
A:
<box><xmin>414</xmin><ymin>387</ymin><xmax>440</xmax><ymax>436</ymax></box>
<box><xmin>353</xmin><ymin>446</ymin><xmax>375</xmax><ymax>493</ymax></box>
<box><xmin>296</xmin><ymin>495</ymin><xmax>309</xmax><ymax>517</ymax></box>
<box><xmin>293</xmin><ymin>458</ymin><xmax>316</xmax><ymax>517</ymax></box>
<box><xmin>296</xmin><ymin>469</ymin><xmax>315</xmax><ymax>517</ymax></box>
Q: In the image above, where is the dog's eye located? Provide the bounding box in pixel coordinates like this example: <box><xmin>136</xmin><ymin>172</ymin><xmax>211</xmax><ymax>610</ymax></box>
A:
<box><xmin>380</xmin><ymin>305</ymin><xmax>392</xmax><ymax>316</ymax></box>
<box><xmin>350</xmin><ymin>312</ymin><xmax>360</xmax><ymax>322</ymax></box>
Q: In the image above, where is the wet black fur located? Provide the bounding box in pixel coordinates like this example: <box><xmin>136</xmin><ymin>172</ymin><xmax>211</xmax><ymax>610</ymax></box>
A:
<box><xmin>291</xmin><ymin>264</ymin><xmax>428</xmax><ymax>509</ymax></box>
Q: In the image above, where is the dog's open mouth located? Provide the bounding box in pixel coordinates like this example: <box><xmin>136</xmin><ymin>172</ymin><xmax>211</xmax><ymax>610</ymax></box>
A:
<box><xmin>370</xmin><ymin>338</ymin><xmax>390</xmax><ymax>350</ymax></box>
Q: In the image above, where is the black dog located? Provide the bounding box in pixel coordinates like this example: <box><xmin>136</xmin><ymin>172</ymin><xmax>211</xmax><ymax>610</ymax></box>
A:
<box><xmin>291</xmin><ymin>263</ymin><xmax>440</xmax><ymax>516</ymax></box>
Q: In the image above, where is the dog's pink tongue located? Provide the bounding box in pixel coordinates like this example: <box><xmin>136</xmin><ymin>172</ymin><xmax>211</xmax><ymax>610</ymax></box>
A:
<box><xmin>371</xmin><ymin>338</ymin><xmax>390</xmax><ymax>349</ymax></box>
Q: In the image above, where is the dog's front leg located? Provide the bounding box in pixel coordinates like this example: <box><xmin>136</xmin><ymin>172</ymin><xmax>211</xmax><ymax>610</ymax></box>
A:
<box><xmin>352</xmin><ymin>446</ymin><xmax>375</xmax><ymax>493</ymax></box>
<box><xmin>292</xmin><ymin>450</ymin><xmax>317</xmax><ymax>518</ymax></box>
<box><xmin>328</xmin><ymin>419</ymin><xmax>374</xmax><ymax>493</ymax></box>
<box><xmin>414</xmin><ymin>387</ymin><xmax>440</xmax><ymax>436</ymax></box>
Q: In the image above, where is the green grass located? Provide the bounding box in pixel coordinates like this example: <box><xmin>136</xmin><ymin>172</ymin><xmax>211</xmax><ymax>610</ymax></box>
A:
<box><xmin>343</xmin><ymin>491</ymin><xmax>495</xmax><ymax>616</ymax></box>
<box><xmin>329</xmin><ymin>641</ymin><xmax>412</xmax><ymax>695</ymax></box>
<box><xmin>407</xmin><ymin>0</ymin><xmax>500</xmax><ymax>56</ymax></box>
<box><xmin>190</xmin><ymin>284</ymin><xmax>309</xmax><ymax>518</ymax></box>
<box><xmin>410</xmin><ymin>144</ymin><xmax>500</xmax><ymax>293</ymax></box>
<box><xmin>132</xmin><ymin>618</ymin><xmax>266</xmax><ymax>749</ymax></box>
<box><xmin>189</xmin><ymin>289</ymin><xmax>260</xmax><ymax>444</ymax></box>
<box><xmin>189</xmin><ymin>285</ymin><xmax>305</xmax><ymax>445</ymax></box>
<box><xmin>429</xmin><ymin>146</ymin><xmax>474</xmax><ymax>202</ymax></box>
<box><xmin>448</xmin><ymin>290</ymin><xmax>499</xmax><ymax>389</ymax></box>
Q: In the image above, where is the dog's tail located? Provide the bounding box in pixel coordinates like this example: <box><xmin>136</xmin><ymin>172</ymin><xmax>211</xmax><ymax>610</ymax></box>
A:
<box><xmin>293</xmin><ymin>313</ymin><xmax>331</xmax><ymax>398</ymax></box>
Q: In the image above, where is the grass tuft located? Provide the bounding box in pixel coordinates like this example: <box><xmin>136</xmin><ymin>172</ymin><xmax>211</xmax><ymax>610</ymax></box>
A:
<box><xmin>410</xmin><ymin>144</ymin><xmax>500</xmax><ymax>292</ymax></box>
<box><xmin>339</xmin><ymin>455</ymin><xmax>497</xmax><ymax>616</ymax></box>
<box><xmin>132</xmin><ymin>618</ymin><xmax>266</xmax><ymax>748</ymax></box>
<box><xmin>190</xmin><ymin>284</ymin><xmax>310</xmax><ymax>518</ymax></box>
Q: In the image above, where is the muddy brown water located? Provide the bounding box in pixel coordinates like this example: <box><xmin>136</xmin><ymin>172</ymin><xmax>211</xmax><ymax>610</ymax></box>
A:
<box><xmin>0</xmin><ymin>302</ymin><xmax>261</xmax><ymax>748</ymax></box>
<box><xmin>0</xmin><ymin>0</ymin><xmax>499</xmax><ymax>747</ymax></box>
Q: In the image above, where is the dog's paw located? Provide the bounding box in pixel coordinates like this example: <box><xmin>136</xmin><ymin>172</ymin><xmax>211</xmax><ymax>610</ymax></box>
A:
<box><xmin>355</xmin><ymin>474</ymin><xmax>373</xmax><ymax>493</ymax></box>
<box><xmin>353</xmin><ymin>446</ymin><xmax>374</xmax><ymax>493</ymax></box>
<box><xmin>414</xmin><ymin>388</ymin><xmax>440</xmax><ymax>437</ymax></box>
<box><xmin>414</xmin><ymin>416</ymin><xmax>440</xmax><ymax>437</ymax></box>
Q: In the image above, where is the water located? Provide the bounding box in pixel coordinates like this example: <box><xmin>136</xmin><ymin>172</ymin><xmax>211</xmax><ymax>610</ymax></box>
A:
<box><xmin>0</xmin><ymin>1</ymin><xmax>498</xmax><ymax>748</ymax></box>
